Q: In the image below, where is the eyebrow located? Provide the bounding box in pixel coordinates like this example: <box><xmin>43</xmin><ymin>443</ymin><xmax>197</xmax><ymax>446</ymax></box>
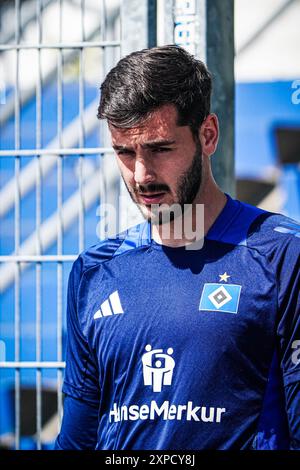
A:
<box><xmin>112</xmin><ymin>140</ymin><xmax>176</xmax><ymax>151</ymax></box>
<box><xmin>143</xmin><ymin>140</ymin><xmax>176</xmax><ymax>149</ymax></box>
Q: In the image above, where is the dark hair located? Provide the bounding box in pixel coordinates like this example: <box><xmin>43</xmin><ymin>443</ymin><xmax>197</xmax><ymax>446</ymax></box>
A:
<box><xmin>97</xmin><ymin>45</ymin><xmax>212</xmax><ymax>137</ymax></box>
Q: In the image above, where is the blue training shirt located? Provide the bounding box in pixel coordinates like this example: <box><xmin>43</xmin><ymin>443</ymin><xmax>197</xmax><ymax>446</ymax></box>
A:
<box><xmin>55</xmin><ymin>195</ymin><xmax>300</xmax><ymax>450</ymax></box>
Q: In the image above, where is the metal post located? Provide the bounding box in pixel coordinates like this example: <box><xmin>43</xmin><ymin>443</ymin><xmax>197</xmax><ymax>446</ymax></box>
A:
<box><xmin>148</xmin><ymin>0</ymin><xmax>157</xmax><ymax>48</ymax></box>
<box><xmin>56</xmin><ymin>0</ymin><xmax>64</xmax><ymax>433</ymax></box>
<box><xmin>166</xmin><ymin>0</ymin><xmax>235</xmax><ymax>196</ymax></box>
<box><xmin>78</xmin><ymin>0</ymin><xmax>85</xmax><ymax>253</ymax></box>
<box><xmin>35</xmin><ymin>0</ymin><xmax>43</xmax><ymax>450</ymax></box>
<box><xmin>14</xmin><ymin>0</ymin><xmax>21</xmax><ymax>451</ymax></box>
<box><xmin>120</xmin><ymin>0</ymin><xmax>149</xmax><ymax>56</ymax></box>
<box><xmin>156</xmin><ymin>0</ymin><xmax>174</xmax><ymax>46</ymax></box>
<box><xmin>206</xmin><ymin>0</ymin><xmax>235</xmax><ymax>196</ymax></box>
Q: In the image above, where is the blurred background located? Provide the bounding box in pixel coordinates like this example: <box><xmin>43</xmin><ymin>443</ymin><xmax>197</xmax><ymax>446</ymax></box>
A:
<box><xmin>0</xmin><ymin>0</ymin><xmax>299</xmax><ymax>450</ymax></box>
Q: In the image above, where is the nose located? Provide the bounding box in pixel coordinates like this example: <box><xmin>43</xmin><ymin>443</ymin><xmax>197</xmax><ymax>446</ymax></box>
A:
<box><xmin>133</xmin><ymin>155</ymin><xmax>156</xmax><ymax>185</ymax></box>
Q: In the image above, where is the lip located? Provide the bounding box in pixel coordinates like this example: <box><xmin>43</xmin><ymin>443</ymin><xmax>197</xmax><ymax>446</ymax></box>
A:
<box><xmin>138</xmin><ymin>192</ymin><xmax>166</xmax><ymax>204</ymax></box>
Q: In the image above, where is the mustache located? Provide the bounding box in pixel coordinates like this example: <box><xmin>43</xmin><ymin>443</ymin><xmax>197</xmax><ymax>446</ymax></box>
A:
<box><xmin>134</xmin><ymin>184</ymin><xmax>170</xmax><ymax>194</ymax></box>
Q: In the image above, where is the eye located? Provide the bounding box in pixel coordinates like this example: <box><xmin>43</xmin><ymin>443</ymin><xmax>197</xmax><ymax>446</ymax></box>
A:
<box><xmin>116</xmin><ymin>149</ymin><xmax>135</xmax><ymax>157</ymax></box>
<box><xmin>153</xmin><ymin>147</ymin><xmax>172</xmax><ymax>153</ymax></box>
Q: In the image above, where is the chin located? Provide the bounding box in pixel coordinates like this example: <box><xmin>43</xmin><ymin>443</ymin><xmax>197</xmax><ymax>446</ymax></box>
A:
<box><xmin>149</xmin><ymin>209</ymin><xmax>178</xmax><ymax>226</ymax></box>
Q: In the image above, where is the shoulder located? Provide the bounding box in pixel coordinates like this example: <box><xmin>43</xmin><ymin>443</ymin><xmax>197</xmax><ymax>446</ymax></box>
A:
<box><xmin>234</xmin><ymin>202</ymin><xmax>300</xmax><ymax>285</ymax></box>
<box><xmin>70</xmin><ymin>221</ymin><xmax>151</xmax><ymax>285</ymax></box>
<box><xmin>215</xmin><ymin>195</ymin><xmax>300</xmax><ymax>255</ymax></box>
<box><xmin>246</xmin><ymin>207</ymin><xmax>300</xmax><ymax>262</ymax></box>
<box><xmin>211</xmin><ymin>196</ymin><xmax>300</xmax><ymax>274</ymax></box>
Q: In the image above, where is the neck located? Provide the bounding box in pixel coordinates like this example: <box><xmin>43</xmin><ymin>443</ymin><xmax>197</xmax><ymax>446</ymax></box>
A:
<box><xmin>151</xmin><ymin>167</ymin><xmax>227</xmax><ymax>248</ymax></box>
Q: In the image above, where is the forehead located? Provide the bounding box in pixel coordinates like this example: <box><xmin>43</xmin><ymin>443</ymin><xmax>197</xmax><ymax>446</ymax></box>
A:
<box><xmin>109</xmin><ymin>104</ymin><xmax>180</xmax><ymax>143</ymax></box>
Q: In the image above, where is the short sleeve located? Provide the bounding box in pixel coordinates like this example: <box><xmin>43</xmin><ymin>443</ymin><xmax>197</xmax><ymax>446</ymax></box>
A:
<box><xmin>62</xmin><ymin>257</ymin><xmax>101</xmax><ymax>405</ymax></box>
<box><xmin>54</xmin><ymin>395</ymin><xmax>99</xmax><ymax>449</ymax></box>
<box><xmin>275</xmin><ymin>237</ymin><xmax>300</xmax><ymax>449</ymax></box>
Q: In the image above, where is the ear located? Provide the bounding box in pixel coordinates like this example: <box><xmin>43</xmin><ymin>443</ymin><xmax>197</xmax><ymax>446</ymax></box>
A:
<box><xmin>199</xmin><ymin>113</ymin><xmax>219</xmax><ymax>157</ymax></box>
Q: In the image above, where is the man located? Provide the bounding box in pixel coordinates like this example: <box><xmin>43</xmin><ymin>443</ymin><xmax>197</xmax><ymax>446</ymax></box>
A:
<box><xmin>55</xmin><ymin>45</ymin><xmax>300</xmax><ymax>450</ymax></box>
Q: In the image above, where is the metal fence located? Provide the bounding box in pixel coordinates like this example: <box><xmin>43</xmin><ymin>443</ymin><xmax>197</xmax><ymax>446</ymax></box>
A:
<box><xmin>0</xmin><ymin>0</ymin><xmax>121</xmax><ymax>449</ymax></box>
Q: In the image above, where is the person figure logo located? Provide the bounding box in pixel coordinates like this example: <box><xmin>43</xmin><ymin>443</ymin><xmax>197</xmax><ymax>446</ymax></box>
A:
<box><xmin>142</xmin><ymin>345</ymin><xmax>175</xmax><ymax>392</ymax></box>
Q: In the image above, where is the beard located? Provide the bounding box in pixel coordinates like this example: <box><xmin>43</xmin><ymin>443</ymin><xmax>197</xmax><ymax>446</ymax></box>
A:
<box><xmin>176</xmin><ymin>138</ymin><xmax>203</xmax><ymax>210</ymax></box>
<box><xmin>123</xmin><ymin>138</ymin><xmax>203</xmax><ymax>225</ymax></box>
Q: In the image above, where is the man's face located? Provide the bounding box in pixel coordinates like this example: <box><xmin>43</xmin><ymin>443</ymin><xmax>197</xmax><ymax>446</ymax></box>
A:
<box><xmin>109</xmin><ymin>104</ymin><xmax>203</xmax><ymax>224</ymax></box>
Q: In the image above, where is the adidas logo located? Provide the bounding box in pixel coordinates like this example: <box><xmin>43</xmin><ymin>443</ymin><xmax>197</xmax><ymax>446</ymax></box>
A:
<box><xmin>94</xmin><ymin>290</ymin><xmax>124</xmax><ymax>319</ymax></box>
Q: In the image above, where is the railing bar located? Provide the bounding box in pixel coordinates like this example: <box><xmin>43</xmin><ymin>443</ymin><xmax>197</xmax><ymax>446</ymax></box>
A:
<box><xmin>0</xmin><ymin>255</ymin><xmax>77</xmax><ymax>262</ymax></box>
<box><xmin>0</xmin><ymin>147</ymin><xmax>114</xmax><ymax>157</ymax></box>
<box><xmin>0</xmin><ymin>362</ymin><xmax>66</xmax><ymax>369</ymax></box>
<box><xmin>0</xmin><ymin>41</ymin><xmax>120</xmax><ymax>51</ymax></box>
